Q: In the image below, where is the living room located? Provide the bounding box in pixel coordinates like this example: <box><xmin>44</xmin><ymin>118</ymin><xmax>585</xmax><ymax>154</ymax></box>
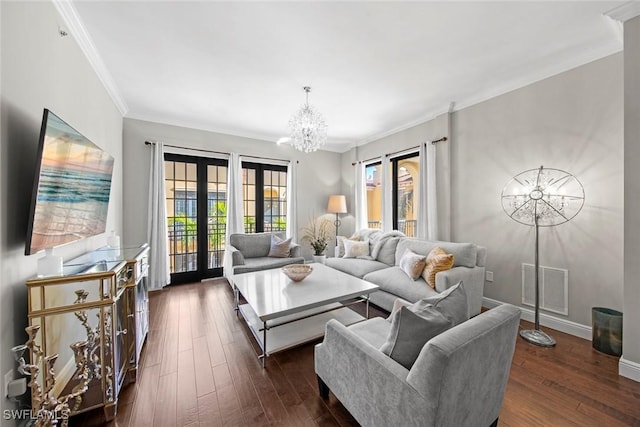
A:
<box><xmin>2</xmin><ymin>1</ymin><xmax>640</xmax><ymax>426</ymax></box>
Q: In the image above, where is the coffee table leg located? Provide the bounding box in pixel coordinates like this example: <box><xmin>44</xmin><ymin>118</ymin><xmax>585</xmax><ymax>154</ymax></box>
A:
<box><xmin>366</xmin><ymin>296</ymin><xmax>370</xmax><ymax>319</ymax></box>
<box><xmin>234</xmin><ymin>286</ymin><xmax>239</xmax><ymax>317</ymax></box>
<box><xmin>260</xmin><ymin>321</ymin><xmax>267</xmax><ymax>368</ymax></box>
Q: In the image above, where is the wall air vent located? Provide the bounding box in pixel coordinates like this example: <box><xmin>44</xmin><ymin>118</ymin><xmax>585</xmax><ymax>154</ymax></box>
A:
<box><xmin>522</xmin><ymin>263</ymin><xmax>568</xmax><ymax>315</ymax></box>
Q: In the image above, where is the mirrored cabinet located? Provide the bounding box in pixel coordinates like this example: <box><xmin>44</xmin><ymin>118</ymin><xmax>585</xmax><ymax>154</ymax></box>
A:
<box><xmin>25</xmin><ymin>243</ymin><xmax>149</xmax><ymax>421</ymax></box>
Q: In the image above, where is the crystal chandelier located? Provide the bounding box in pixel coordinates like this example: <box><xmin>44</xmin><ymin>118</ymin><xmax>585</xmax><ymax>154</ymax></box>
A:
<box><xmin>288</xmin><ymin>86</ymin><xmax>328</xmax><ymax>153</ymax></box>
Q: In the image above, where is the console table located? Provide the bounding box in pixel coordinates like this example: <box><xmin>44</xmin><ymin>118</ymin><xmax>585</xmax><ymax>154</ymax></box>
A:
<box><xmin>25</xmin><ymin>244</ymin><xmax>149</xmax><ymax>421</ymax></box>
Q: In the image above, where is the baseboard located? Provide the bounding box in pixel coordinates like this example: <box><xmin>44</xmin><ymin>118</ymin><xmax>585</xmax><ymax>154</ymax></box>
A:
<box><xmin>619</xmin><ymin>356</ymin><xmax>640</xmax><ymax>382</ymax></box>
<box><xmin>482</xmin><ymin>297</ymin><xmax>592</xmax><ymax>340</ymax></box>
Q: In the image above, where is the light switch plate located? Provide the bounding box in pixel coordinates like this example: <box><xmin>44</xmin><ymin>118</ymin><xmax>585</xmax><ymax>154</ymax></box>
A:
<box><xmin>486</xmin><ymin>271</ymin><xmax>494</xmax><ymax>282</ymax></box>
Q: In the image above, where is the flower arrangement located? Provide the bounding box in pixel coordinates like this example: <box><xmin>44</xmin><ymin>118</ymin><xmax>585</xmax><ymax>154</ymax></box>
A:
<box><xmin>302</xmin><ymin>216</ymin><xmax>333</xmax><ymax>256</ymax></box>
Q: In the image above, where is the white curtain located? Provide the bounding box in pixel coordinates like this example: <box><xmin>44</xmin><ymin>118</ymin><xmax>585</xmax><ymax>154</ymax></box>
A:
<box><xmin>286</xmin><ymin>161</ymin><xmax>298</xmax><ymax>242</ymax></box>
<box><xmin>381</xmin><ymin>155</ymin><xmax>393</xmax><ymax>232</ymax></box>
<box><xmin>426</xmin><ymin>141</ymin><xmax>439</xmax><ymax>240</ymax></box>
<box><xmin>417</xmin><ymin>142</ymin><xmax>439</xmax><ymax>240</ymax></box>
<box><xmin>225</xmin><ymin>153</ymin><xmax>244</xmax><ymax>243</ymax></box>
<box><xmin>354</xmin><ymin>162</ymin><xmax>368</xmax><ymax>231</ymax></box>
<box><xmin>223</xmin><ymin>153</ymin><xmax>244</xmax><ymax>280</ymax></box>
<box><xmin>147</xmin><ymin>141</ymin><xmax>170</xmax><ymax>290</ymax></box>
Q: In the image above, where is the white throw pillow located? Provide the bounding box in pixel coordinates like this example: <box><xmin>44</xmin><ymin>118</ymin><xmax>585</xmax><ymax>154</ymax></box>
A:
<box><xmin>343</xmin><ymin>239</ymin><xmax>370</xmax><ymax>258</ymax></box>
<box><xmin>267</xmin><ymin>234</ymin><xmax>292</xmax><ymax>258</ymax></box>
<box><xmin>399</xmin><ymin>248</ymin><xmax>427</xmax><ymax>281</ymax></box>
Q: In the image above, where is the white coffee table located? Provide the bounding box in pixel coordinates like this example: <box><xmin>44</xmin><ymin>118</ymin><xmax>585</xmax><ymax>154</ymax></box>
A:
<box><xmin>233</xmin><ymin>263</ymin><xmax>379</xmax><ymax>367</ymax></box>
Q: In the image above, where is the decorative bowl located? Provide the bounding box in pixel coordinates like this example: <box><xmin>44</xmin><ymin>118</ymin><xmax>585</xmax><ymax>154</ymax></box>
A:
<box><xmin>282</xmin><ymin>264</ymin><xmax>313</xmax><ymax>282</ymax></box>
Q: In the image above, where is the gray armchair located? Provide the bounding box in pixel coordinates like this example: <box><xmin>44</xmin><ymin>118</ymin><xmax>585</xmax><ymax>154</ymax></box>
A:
<box><xmin>225</xmin><ymin>232</ymin><xmax>304</xmax><ymax>279</ymax></box>
<box><xmin>314</xmin><ymin>303</ymin><xmax>521</xmax><ymax>427</ymax></box>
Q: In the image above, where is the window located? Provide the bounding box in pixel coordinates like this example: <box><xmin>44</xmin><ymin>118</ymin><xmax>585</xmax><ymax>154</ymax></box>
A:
<box><xmin>242</xmin><ymin>162</ymin><xmax>288</xmax><ymax>233</ymax></box>
<box><xmin>364</xmin><ymin>154</ymin><xmax>420</xmax><ymax>236</ymax></box>
<box><xmin>392</xmin><ymin>153</ymin><xmax>419</xmax><ymax>237</ymax></box>
<box><xmin>365</xmin><ymin>162</ymin><xmax>382</xmax><ymax>230</ymax></box>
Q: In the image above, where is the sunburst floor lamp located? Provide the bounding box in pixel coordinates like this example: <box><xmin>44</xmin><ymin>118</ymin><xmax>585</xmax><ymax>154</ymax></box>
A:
<box><xmin>501</xmin><ymin>166</ymin><xmax>584</xmax><ymax>347</ymax></box>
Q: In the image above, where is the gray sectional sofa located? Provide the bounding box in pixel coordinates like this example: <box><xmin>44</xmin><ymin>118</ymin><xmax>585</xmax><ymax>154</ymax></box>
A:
<box><xmin>325</xmin><ymin>229</ymin><xmax>487</xmax><ymax>316</ymax></box>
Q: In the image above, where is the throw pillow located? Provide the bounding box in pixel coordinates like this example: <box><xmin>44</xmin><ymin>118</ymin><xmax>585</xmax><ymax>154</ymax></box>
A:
<box><xmin>380</xmin><ymin>306</ymin><xmax>453</xmax><ymax>369</ymax></box>
<box><xmin>267</xmin><ymin>234</ymin><xmax>292</xmax><ymax>258</ymax></box>
<box><xmin>422</xmin><ymin>247</ymin><xmax>455</xmax><ymax>288</ymax></box>
<box><xmin>399</xmin><ymin>249</ymin><xmax>427</xmax><ymax>281</ymax></box>
<box><xmin>343</xmin><ymin>239</ymin><xmax>369</xmax><ymax>258</ymax></box>
<box><xmin>410</xmin><ymin>281</ymin><xmax>469</xmax><ymax>326</ymax></box>
<box><xmin>387</xmin><ymin>298</ymin><xmax>412</xmax><ymax>322</ymax></box>
<box><xmin>336</xmin><ymin>234</ymin><xmax>361</xmax><ymax>258</ymax></box>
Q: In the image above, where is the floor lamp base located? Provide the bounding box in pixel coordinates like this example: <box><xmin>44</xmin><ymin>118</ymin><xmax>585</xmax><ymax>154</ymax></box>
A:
<box><xmin>520</xmin><ymin>329</ymin><xmax>556</xmax><ymax>347</ymax></box>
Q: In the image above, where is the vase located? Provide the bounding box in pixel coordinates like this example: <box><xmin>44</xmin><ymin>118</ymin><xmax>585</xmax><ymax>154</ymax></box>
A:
<box><xmin>312</xmin><ymin>255</ymin><xmax>326</xmax><ymax>265</ymax></box>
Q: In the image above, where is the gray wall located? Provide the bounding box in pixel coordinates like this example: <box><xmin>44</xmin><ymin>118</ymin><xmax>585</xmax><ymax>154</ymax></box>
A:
<box><xmin>624</xmin><ymin>16</ymin><xmax>640</xmax><ymax>374</ymax></box>
<box><xmin>0</xmin><ymin>1</ymin><xmax>123</xmax><ymax>421</ymax></box>
<box><xmin>122</xmin><ymin>118</ymin><xmax>342</xmax><ymax>259</ymax></box>
<box><xmin>343</xmin><ymin>53</ymin><xmax>623</xmax><ymax>330</ymax></box>
<box><xmin>453</xmin><ymin>53</ymin><xmax>623</xmax><ymax>328</ymax></box>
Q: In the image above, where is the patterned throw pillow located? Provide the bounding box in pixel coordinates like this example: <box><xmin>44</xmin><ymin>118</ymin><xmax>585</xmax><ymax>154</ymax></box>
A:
<box><xmin>267</xmin><ymin>234</ymin><xmax>292</xmax><ymax>258</ymax></box>
<box><xmin>343</xmin><ymin>239</ymin><xmax>370</xmax><ymax>258</ymax></box>
<box><xmin>399</xmin><ymin>249</ymin><xmax>427</xmax><ymax>281</ymax></box>
<box><xmin>336</xmin><ymin>234</ymin><xmax>360</xmax><ymax>257</ymax></box>
<box><xmin>422</xmin><ymin>247</ymin><xmax>455</xmax><ymax>288</ymax></box>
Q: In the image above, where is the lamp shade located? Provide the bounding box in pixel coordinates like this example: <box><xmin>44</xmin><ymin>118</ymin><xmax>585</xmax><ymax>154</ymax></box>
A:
<box><xmin>327</xmin><ymin>195</ymin><xmax>347</xmax><ymax>214</ymax></box>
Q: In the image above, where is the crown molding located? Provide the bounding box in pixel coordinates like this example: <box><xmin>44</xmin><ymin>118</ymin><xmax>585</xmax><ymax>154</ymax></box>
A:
<box><xmin>355</xmin><ymin>105</ymin><xmax>451</xmax><ymax>149</ymax></box>
<box><xmin>354</xmin><ymin>40</ymin><xmax>621</xmax><ymax>150</ymax></box>
<box><xmin>604</xmin><ymin>1</ymin><xmax>640</xmax><ymax>22</ymax></box>
<box><xmin>125</xmin><ymin>113</ymin><xmax>351</xmax><ymax>153</ymax></box>
<box><xmin>52</xmin><ymin>0</ymin><xmax>128</xmax><ymax>115</ymax></box>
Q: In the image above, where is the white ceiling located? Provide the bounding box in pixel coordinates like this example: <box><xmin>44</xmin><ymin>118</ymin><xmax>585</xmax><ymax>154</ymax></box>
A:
<box><xmin>64</xmin><ymin>1</ymin><xmax>625</xmax><ymax>153</ymax></box>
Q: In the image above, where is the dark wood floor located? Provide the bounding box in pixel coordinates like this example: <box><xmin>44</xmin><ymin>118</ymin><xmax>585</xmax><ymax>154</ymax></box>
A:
<box><xmin>73</xmin><ymin>279</ymin><xmax>640</xmax><ymax>427</ymax></box>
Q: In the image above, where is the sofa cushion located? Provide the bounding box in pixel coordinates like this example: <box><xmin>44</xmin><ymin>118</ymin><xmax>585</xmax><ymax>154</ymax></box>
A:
<box><xmin>422</xmin><ymin>247</ymin><xmax>455</xmax><ymax>288</ymax></box>
<box><xmin>325</xmin><ymin>257</ymin><xmax>388</xmax><ymax>279</ymax></box>
<box><xmin>364</xmin><ymin>267</ymin><xmax>440</xmax><ymax>303</ymax></box>
<box><xmin>399</xmin><ymin>249</ymin><xmax>427</xmax><ymax>280</ymax></box>
<box><xmin>268</xmin><ymin>234</ymin><xmax>292</xmax><ymax>258</ymax></box>
<box><xmin>344</xmin><ymin>239</ymin><xmax>370</xmax><ymax>258</ymax></box>
<box><xmin>233</xmin><ymin>256</ymin><xmax>304</xmax><ymax>274</ymax></box>
<box><xmin>396</xmin><ymin>239</ymin><xmax>478</xmax><ymax>268</ymax></box>
<box><xmin>409</xmin><ymin>281</ymin><xmax>468</xmax><ymax>326</ymax></box>
<box><xmin>370</xmin><ymin>231</ymin><xmax>404</xmax><ymax>266</ymax></box>
<box><xmin>380</xmin><ymin>306</ymin><xmax>453</xmax><ymax>369</ymax></box>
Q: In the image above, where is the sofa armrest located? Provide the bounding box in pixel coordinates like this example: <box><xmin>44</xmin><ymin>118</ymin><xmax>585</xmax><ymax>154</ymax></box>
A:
<box><xmin>289</xmin><ymin>242</ymin><xmax>302</xmax><ymax>258</ymax></box>
<box><xmin>435</xmin><ymin>266</ymin><xmax>485</xmax><ymax>317</ymax></box>
<box><xmin>227</xmin><ymin>245</ymin><xmax>245</xmax><ymax>266</ymax></box>
<box><xmin>315</xmin><ymin>320</ymin><xmax>431</xmax><ymax>426</ymax></box>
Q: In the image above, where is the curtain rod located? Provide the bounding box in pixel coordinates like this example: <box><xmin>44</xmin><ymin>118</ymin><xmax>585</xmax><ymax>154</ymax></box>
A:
<box><xmin>351</xmin><ymin>136</ymin><xmax>447</xmax><ymax>166</ymax></box>
<box><xmin>144</xmin><ymin>141</ymin><xmax>297</xmax><ymax>164</ymax></box>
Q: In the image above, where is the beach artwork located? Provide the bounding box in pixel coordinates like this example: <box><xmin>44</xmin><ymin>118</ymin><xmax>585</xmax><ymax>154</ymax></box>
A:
<box><xmin>27</xmin><ymin>111</ymin><xmax>114</xmax><ymax>254</ymax></box>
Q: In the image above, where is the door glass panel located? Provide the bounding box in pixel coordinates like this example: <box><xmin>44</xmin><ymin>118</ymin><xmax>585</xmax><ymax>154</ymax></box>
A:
<box><xmin>207</xmin><ymin>164</ymin><xmax>227</xmax><ymax>269</ymax></box>
<box><xmin>166</xmin><ymin>159</ymin><xmax>198</xmax><ymax>274</ymax></box>
<box><xmin>243</xmin><ymin>168</ymin><xmax>257</xmax><ymax>232</ymax></box>
<box><xmin>395</xmin><ymin>155</ymin><xmax>419</xmax><ymax>237</ymax></box>
<box><xmin>365</xmin><ymin>163</ymin><xmax>382</xmax><ymax>230</ymax></box>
